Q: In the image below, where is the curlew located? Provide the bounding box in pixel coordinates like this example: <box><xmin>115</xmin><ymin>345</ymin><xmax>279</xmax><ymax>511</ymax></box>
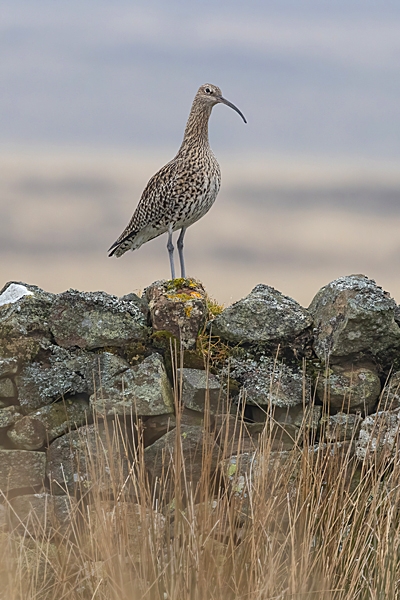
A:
<box><xmin>108</xmin><ymin>83</ymin><xmax>246</xmax><ymax>278</ymax></box>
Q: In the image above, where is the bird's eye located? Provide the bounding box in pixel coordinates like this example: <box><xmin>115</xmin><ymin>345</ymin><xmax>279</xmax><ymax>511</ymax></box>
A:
<box><xmin>205</xmin><ymin>87</ymin><xmax>212</xmax><ymax>94</ymax></box>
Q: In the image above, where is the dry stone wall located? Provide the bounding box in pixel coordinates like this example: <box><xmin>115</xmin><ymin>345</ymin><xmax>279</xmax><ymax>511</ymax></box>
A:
<box><xmin>0</xmin><ymin>274</ymin><xmax>400</xmax><ymax>532</ymax></box>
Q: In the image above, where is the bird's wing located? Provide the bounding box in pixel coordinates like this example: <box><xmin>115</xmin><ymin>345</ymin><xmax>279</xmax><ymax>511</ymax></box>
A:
<box><xmin>108</xmin><ymin>159</ymin><xmax>181</xmax><ymax>254</ymax></box>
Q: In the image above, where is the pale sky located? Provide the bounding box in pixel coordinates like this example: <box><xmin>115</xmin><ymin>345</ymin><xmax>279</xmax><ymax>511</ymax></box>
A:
<box><xmin>2</xmin><ymin>0</ymin><xmax>400</xmax><ymax>158</ymax></box>
<box><xmin>1</xmin><ymin>1</ymin><xmax>400</xmax><ymax>305</ymax></box>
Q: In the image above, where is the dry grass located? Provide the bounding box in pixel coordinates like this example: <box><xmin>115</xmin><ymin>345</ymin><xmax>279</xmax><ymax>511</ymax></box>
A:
<box><xmin>1</xmin><ymin>361</ymin><xmax>400</xmax><ymax>600</ymax></box>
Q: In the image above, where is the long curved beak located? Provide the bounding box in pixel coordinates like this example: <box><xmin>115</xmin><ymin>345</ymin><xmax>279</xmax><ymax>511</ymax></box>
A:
<box><xmin>217</xmin><ymin>96</ymin><xmax>247</xmax><ymax>123</ymax></box>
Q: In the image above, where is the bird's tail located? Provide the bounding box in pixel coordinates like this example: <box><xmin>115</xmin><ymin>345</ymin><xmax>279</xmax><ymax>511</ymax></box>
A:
<box><xmin>108</xmin><ymin>231</ymin><xmax>136</xmax><ymax>258</ymax></box>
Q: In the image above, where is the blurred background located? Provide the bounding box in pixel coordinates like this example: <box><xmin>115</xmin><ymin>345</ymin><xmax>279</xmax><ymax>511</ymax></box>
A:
<box><xmin>1</xmin><ymin>0</ymin><xmax>400</xmax><ymax>307</ymax></box>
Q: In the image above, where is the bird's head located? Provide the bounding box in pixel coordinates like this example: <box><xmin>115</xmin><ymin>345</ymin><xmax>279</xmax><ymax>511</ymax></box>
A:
<box><xmin>196</xmin><ymin>83</ymin><xmax>247</xmax><ymax>123</ymax></box>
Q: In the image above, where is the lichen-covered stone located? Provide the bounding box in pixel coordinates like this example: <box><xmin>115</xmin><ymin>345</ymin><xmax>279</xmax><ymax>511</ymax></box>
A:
<box><xmin>143</xmin><ymin>409</ymin><xmax>208</xmax><ymax>447</ymax></box>
<box><xmin>29</xmin><ymin>396</ymin><xmax>89</xmax><ymax>442</ymax></box>
<box><xmin>49</xmin><ymin>289</ymin><xmax>149</xmax><ymax>349</ymax></box>
<box><xmin>9</xmin><ymin>493</ymin><xmax>77</xmax><ymax>535</ymax></box>
<box><xmin>7</xmin><ymin>416</ymin><xmax>47</xmax><ymax>450</ymax></box>
<box><xmin>0</xmin><ymin>377</ymin><xmax>16</xmax><ymax>398</ymax></box>
<box><xmin>0</xmin><ymin>358</ymin><xmax>18</xmax><ymax>377</ymax></box>
<box><xmin>0</xmin><ymin>406</ymin><xmax>22</xmax><ymax>429</ymax></box>
<box><xmin>0</xmin><ymin>282</ymin><xmax>55</xmax><ymax>360</ymax></box>
<box><xmin>90</xmin><ymin>353</ymin><xmax>174</xmax><ymax>417</ymax></box>
<box><xmin>0</xmin><ymin>450</ymin><xmax>46</xmax><ymax>492</ymax></box>
<box><xmin>308</xmin><ymin>275</ymin><xmax>400</xmax><ymax>362</ymax></box>
<box><xmin>355</xmin><ymin>409</ymin><xmax>400</xmax><ymax>462</ymax></box>
<box><xmin>144</xmin><ymin>425</ymin><xmax>220</xmax><ymax>500</ymax></box>
<box><xmin>251</xmin><ymin>404</ymin><xmax>322</xmax><ymax>433</ymax></box>
<box><xmin>322</xmin><ymin>412</ymin><xmax>362</xmax><ymax>442</ymax></box>
<box><xmin>15</xmin><ymin>346</ymin><xmax>92</xmax><ymax>412</ymax></box>
<box><xmin>230</xmin><ymin>355</ymin><xmax>310</xmax><ymax>407</ymax></box>
<box><xmin>177</xmin><ymin>368</ymin><xmax>222</xmax><ymax>414</ymax></box>
<box><xmin>145</xmin><ymin>279</ymin><xmax>207</xmax><ymax>349</ymax></box>
<box><xmin>46</xmin><ymin>422</ymin><xmax>131</xmax><ymax>495</ymax></box>
<box><xmin>316</xmin><ymin>364</ymin><xmax>381</xmax><ymax>412</ymax></box>
<box><xmin>213</xmin><ymin>414</ymin><xmax>262</xmax><ymax>454</ymax></box>
<box><xmin>380</xmin><ymin>372</ymin><xmax>400</xmax><ymax>411</ymax></box>
<box><xmin>210</xmin><ymin>284</ymin><xmax>312</xmax><ymax>346</ymax></box>
<box><xmin>15</xmin><ymin>349</ymin><xmax>128</xmax><ymax>412</ymax></box>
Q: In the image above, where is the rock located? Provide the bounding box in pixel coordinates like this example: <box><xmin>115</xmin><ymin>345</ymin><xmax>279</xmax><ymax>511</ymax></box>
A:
<box><xmin>308</xmin><ymin>275</ymin><xmax>400</xmax><ymax>362</ymax></box>
<box><xmin>322</xmin><ymin>412</ymin><xmax>363</xmax><ymax>442</ymax></box>
<box><xmin>144</xmin><ymin>425</ymin><xmax>220</xmax><ymax>500</ymax></box>
<box><xmin>143</xmin><ymin>409</ymin><xmax>208</xmax><ymax>447</ymax></box>
<box><xmin>210</xmin><ymin>284</ymin><xmax>312</xmax><ymax>347</ymax></box>
<box><xmin>29</xmin><ymin>396</ymin><xmax>90</xmax><ymax>442</ymax></box>
<box><xmin>0</xmin><ymin>282</ymin><xmax>55</xmax><ymax>360</ymax></box>
<box><xmin>0</xmin><ymin>377</ymin><xmax>16</xmax><ymax>398</ymax></box>
<box><xmin>90</xmin><ymin>353</ymin><xmax>174</xmax><ymax>417</ymax></box>
<box><xmin>0</xmin><ymin>406</ymin><xmax>22</xmax><ymax>429</ymax></box>
<box><xmin>15</xmin><ymin>346</ymin><xmax>92</xmax><ymax>412</ymax></box>
<box><xmin>213</xmin><ymin>414</ymin><xmax>261</xmax><ymax>454</ymax></box>
<box><xmin>230</xmin><ymin>355</ymin><xmax>310</xmax><ymax>408</ymax></box>
<box><xmin>15</xmin><ymin>349</ymin><xmax>128</xmax><ymax>413</ymax></box>
<box><xmin>145</xmin><ymin>279</ymin><xmax>207</xmax><ymax>349</ymax></box>
<box><xmin>219</xmin><ymin>450</ymin><xmax>297</xmax><ymax>515</ymax></box>
<box><xmin>9</xmin><ymin>493</ymin><xmax>77</xmax><ymax>536</ymax></box>
<box><xmin>380</xmin><ymin>372</ymin><xmax>400</xmax><ymax>410</ymax></box>
<box><xmin>0</xmin><ymin>358</ymin><xmax>19</xmax><ymax>377</ymax></box>
<box><xmin>7</xmin><ymin>416</ymin><xmax>47</xmax><ymax>450</ymax></box>
<box><xmin>251</xmin><ymin>404</ymin><xmax>322</xmax><ymax>434</ymax></box>
<box><xmin>0</xmin><ymin>450</ymin><xmax>46</xmax><ymax>492</ymax></box>
<box><xmin>143</xmin><ymin>414</ymin><xmax>177</xmax><ymax>447</ymax></box>
<box><xmin>177</xmin><ymin>368</ymin><xmax>222</xmax><ymax>414</ymax></box>
<box><xmin>49</xmin><ymin>289</ymin><xmax>149</xmax><ymax>350</ymax></box>
<box><xmin>90</xmin><ymin>352</ymin><xmax>130</xmax><ymax>392</ymax></box>
<box><xmin>46</xmin><ymin>422</ymin><xmax>131</xmax><ymax>496</ymax></box>
<box><xmin>356</xmin><ymin>409</ymin><xmax>400</xmax><ymax>462</ymax></box>
<box><xmin>316</xmin><ymin>364</ymin><xmax>381</xmax><ymax>412</ymax></box>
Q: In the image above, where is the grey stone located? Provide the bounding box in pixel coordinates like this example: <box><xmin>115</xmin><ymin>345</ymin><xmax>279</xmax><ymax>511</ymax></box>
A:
<box><xmin>0</xmin><ymin>358</ymin><xmax>18</xmax><ymax>377</ymax></box>
<box><xmin>49</xmin><ymin>289</ymin><xmax>149</xmax><ymax>350</ymax></box>
<box><xmin>15</xmin><ymin>346</ymin><xmax>92</xmax><ymax>412</ymax></box>
<box><xmin>15</xmin><ymin>349</ymin><xmax>128</xmax><ymax>412</ymax></box>
<box><xmin>316</xmin><ymin>364</ymin><xmax>381</xmax><ymax>412</ymax></box>
<box><xmin>143</xmin><ymin>409</ymin><xmax>208</xmax><ymax>447</ymax></box>
<box><xmin>0</xmin><ymin>282</ymin><xmax>55</xmax><ymax>360</ymax></box>
<box><xmin>356</xmin><ymin>409</ymin><xmax>400</xmax><ymax>462</ymax></box>
<box><xmin>322</xmin><ymin>412</ymin><xmax>363</xmax><ymax>442</ymax></box>
<box><xmin>308</xmin><ymin>274</ymin><xmax>400</xmax><ymax>361</ymax></box>
<box><xmin>9</xmin><ymin>493</ymin><xmax>77</xmax><ymax>535</ymax></box>
<box><xmin>90</xmin><ymin>353</ymin><xmax>174</xmax><ymax>417</ymax></box>
<box><xmin>30</xmin><ymin>396</ymin><xmax>90</xmax><ymax>442</ymax></box>
<box><xmin>213</xmin><ymin>414</ymin><xmax>262</xmax><ymax>454</ymax></box>
<box><xmin>0</xmin><ymin>377</ymin><xmax>15</xmax><ymax>398</ymax></box>
<box><xmin>210</xmin><ymin>284</ymin><xmax>312</xmax><ymax>345</ymax></box>
<box><xmin>230</xmin><ymin>355</ymin><xmax>310</xmax><ymax>408</ymax></box>
<box><xmin>251</xmin><ymin>404</ymin><xmax>322</xmax><ymax>433</ymax></box>
<box><xmin>7</xmin><ymin>416</ymin><xmax>47</xmax><ymax>450</ymax></box>
<box><xmin>144</xmin><ymin>425</ymin><xmax>220</xmax><ymax>500</ymax></box>
<box><xmin>145</xmin><ymin>279</ymin><xmax>207</xmax><ymax>349</ymax></box>
<box><xmin>380</xmin><ymin>372</ymin><xmax>400</xmax><ymax>411</ymax></box>
<box><xmin>177</xmin><ymin>368</ymin><xmax>222</xmax><ymax>414</ymax></box>
<box><xmin>0</xmin><ymin>450</ymin><xmax>46</xmax><ymax>492</ymax></box>
<box><xmin>46</xmin><ymin>422</ymin><xmax>131</xmax><ymax>496</ymax></box>
<box><xmin>0</xmin><ymin>406</ymin><xmax>22</xmax><ymax>429</ymax></box>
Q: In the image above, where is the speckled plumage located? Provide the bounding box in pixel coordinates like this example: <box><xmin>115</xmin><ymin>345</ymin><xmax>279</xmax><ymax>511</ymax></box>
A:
<box><xmin>109</xmin><ymin>83</ymin><xmax>246</xmax><ymax>277</ymax></box>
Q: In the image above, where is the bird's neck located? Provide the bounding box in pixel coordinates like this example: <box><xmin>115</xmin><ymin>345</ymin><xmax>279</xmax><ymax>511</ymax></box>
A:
<box><xmin>178</xmin><ymin>100</ymin><xmax>212</xmax><ymax>154</ymax></box>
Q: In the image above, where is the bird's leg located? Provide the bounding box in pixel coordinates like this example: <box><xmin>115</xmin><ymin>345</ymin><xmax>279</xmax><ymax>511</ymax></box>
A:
<box><xmin>177</xmin><ymin>227</ymin><xmax>187</xmax><ymax>278</ymax></box>
<box><xmin>167</xmin><ymin>228</ymin><xmax>175</xmax><ymax>279</ymax></box>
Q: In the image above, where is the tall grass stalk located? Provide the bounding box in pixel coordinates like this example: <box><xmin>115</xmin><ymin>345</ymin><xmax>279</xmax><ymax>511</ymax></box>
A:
<box><xmin>1</xmin><ymin>353</ymin><xmax>400</xmax><ymax>600</ymax></box>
